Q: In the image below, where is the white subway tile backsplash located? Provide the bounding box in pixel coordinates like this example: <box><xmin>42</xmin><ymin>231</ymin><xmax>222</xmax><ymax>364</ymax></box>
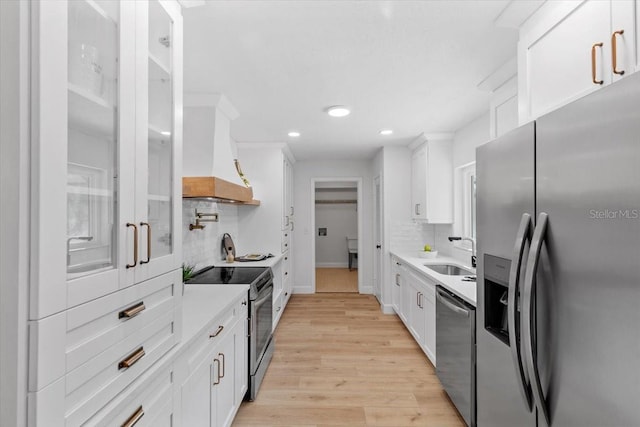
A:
<box><xmin>182</xmin><ymin>200</ymin><xmax>239</xmax><ymax>270</ymax></box>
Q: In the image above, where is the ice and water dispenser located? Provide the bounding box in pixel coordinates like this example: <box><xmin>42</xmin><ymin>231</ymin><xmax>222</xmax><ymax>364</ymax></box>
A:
<box><xmin>483</xmin><ymin>254</ymin><xmax>514</xmax><ymax>345</ymax></box>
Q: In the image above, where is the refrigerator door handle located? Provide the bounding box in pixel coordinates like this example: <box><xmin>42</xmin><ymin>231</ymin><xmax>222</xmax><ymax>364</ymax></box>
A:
<box><xmin>507</xmin><ymin>213</ymin><xmax>534</xmax><ymax>410</ymax></box>
<box><xmin>522</xmin><ymin>212</ymin><xmax>550</xmax><ymax>426</ymax></box>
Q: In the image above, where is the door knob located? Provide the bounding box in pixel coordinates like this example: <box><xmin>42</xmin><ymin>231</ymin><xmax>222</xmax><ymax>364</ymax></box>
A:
<box><xmin>376</xmin><ymin>244</ymin><xmax>381</xmax><ymax>249</ymax></box>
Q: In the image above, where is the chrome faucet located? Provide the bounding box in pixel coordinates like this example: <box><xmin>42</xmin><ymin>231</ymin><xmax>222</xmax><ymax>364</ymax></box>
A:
<box><xmin>67</xmin><ymin>236</ymin><xmax>93</xmax><ymax>266</ymax></box>
<box><xmin>448</xmin><ymin>236</ymin><xmax>476</xmax><ymax>268</ymax></box>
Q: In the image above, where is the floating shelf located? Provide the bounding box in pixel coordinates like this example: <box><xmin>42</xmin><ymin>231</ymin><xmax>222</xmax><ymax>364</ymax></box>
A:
<box><xmin>68</xmin><ymin>83</ymin><xmax>115</xmax><ymax>137</ymax></box>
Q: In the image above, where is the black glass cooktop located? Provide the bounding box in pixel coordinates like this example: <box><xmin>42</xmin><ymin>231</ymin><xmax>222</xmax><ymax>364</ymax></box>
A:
<box><xmin>187</xmin><ymin>266</ymin><xmax>270</xmax><ymax>285</ymax></box>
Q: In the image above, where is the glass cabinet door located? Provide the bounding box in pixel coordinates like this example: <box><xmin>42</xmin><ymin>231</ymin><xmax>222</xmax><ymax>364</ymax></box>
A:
<box><xmin>137</xmin><ymin>0</ymin><xmax>180</xmax><ymax>278</ymax></box>
<box><xmin>66</xmin><ymin>0</ymin><xmax>119</xmax><ymax>278</ymax></box>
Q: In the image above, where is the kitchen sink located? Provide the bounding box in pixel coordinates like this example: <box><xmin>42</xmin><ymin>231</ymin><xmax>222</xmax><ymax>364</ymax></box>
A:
<box><xmin>424</xmin><ymin>264</ymin><xmax>474</xmax><ymax>276</ymax></box>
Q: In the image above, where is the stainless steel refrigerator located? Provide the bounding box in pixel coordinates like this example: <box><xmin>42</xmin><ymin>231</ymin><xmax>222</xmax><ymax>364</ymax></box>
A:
<box><xmin>476</xmin><ymin>71</ymin><xmax>640</xmax><ymax>427</ymax></box>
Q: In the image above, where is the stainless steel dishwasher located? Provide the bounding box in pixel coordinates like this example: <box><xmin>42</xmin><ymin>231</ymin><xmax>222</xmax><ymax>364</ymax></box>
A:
<box><xmin>436</xmin><ymin>285</ymin><xmax>476</xmax><ymax>427</ymax></box>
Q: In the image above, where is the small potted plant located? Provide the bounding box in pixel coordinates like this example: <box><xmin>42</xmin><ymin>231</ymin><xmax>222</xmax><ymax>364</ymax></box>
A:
<box><xmin>419</xmin><ymin>244</ymin><xmax>438</xmax><ymax>259</ymax></box>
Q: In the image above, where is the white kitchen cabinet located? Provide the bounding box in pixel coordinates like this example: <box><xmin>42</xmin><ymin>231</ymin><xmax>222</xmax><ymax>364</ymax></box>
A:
<box><xmin>489</xmin><ymin>76</ymin><xmax>519</xmax><ymax>140</ymax></box>
<box><xmin>406</xmin><ymin>276</ymin><xmax>426</xmax><ymax>347</ymax></box>
<box><xmin>237</xmin><ymin>144</ymin><xmax>295</xmax><ymax>324</ymax></box>
<box><xmin>282</xmin><ymin>252</ymin><xmax>292</xmax><ymax>305</ymax></box>
<box><xmin>27</xmin><ymin>1</ymin><xmax>183</xmax><ymax>425</ymax></box>
<box><xmin>391</xmin><ymin>256</ymin><xmax>403</xmax><ymax>313</ymax></box>
<box><xmin>270</xmin><ymin>253</ymin><xmax>290</xmax><ymax>331</ymax></box>
<box><xmin>282</xmin><ymin>156</ymin><xmax>294</xmax><ymax>231</ymax></box>
<box><xmin>410</xmin><ymin>139</ymin><xmax>453</xmax><ymax>223</ymax></box>
<box><xmin>28</xmin><ymin>269</ymin><xmax>182</xmax><ymax>408</ymax></box>
<box><xmin>236</xmin><ymin>144</ymin><xmax>295</xmax><ymax>255</ymax></box>
<box><xmin>518</xmin><ymin>0</ymin><xmax>638</xmax><ymax>123</ymax></box>
<box><xmin>396</xmin><ymin>266</ymin><xmax>437</xmax><ymax>366</ymax></box>
<box><xmin>419</xmin><ymin>274</ymin><xmax>437</xmax><ymax>365</ymax></box>
<box><xmin>30</xmin><ymin>0</ymin><xmax>182</xmax><ymax>320</ymax></box>
<box><xmin>175</xmin><ymin>294</ymin><xmax>248</xmax><ymax>427</ymax></box>
<box><xmin>83</xmin><ymin>362</ymin><xmax>175</xmax><ymax>427</ymax></box>
<box><xmin>399</xmin><ymin>269</ymin><xmax>411</xmax><ymax>324</ymax></box>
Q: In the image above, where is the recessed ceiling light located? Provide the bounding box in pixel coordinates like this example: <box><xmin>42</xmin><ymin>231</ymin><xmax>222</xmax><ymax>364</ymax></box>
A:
<box><xmin>379</xmin><ymin>129</ymin><xmax>393</xmax><ymax>135</ymax></box>
<box><xmin>326</xmin><ymin>106</ymin><xmax>351</xmax><ymax>117</ymax></box>
<box><xmin>288</xmin><ymin>131</ymin><xmax>301</xmax><ymax>137</ymax></box>
<box><xmin>161</xmin><ymin>131</ymin><xmax>171</xmax><ymax>136</ymax></box>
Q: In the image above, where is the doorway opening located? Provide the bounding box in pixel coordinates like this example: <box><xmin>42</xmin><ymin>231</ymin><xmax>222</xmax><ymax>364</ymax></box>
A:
<box><xmin>312</xmin><ymin>179</ymin><xmax>362</xmax><ymax>293</ymax></box>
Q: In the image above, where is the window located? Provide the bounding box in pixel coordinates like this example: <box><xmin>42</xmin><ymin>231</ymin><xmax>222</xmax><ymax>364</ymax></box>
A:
<box><xmin>455</xmin><ymin>162</ymin><xmax>476</xmax><ymax>249</ymax></box>
<box><xmin>464</xmin><ymin>169</ymin><xmax>476</xmax><ymax>240</ymax></box>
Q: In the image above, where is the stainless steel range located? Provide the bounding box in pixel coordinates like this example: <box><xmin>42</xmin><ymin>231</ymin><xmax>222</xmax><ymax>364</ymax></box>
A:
<box><xmin>186</xmin><ymin>266</ymin><xmax>275</xmax><ymax>401</ymax></box>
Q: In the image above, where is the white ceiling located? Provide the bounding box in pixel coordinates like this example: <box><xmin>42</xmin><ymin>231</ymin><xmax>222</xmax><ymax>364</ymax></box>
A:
<box><xmin>183</xmin><ymin>1</ymin><xmax>519</xmax><ymax>160</ymax></box>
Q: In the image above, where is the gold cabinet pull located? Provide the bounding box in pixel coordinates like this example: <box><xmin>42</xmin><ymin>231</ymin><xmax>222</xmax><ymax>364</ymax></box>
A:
<box><xmin>213</xmin><ymin>358</ymin><xmax>220</xmax><ymax>385</ymax></box>
<box><xmin>121</xmin><ymin>405</ymin><xmax>144</xmax><ymax>427</ymax></box>
<box><xmin>612</xmin><ymin>30</ymin><xmax>625</xmax><ymax>75</ymax></box>
<box><xmin>126</xmin><ymin>223</ymin><xmax>138</xmax><ymax>268</ymax></box>
<box><xmin>591</xmin><ymin>42</ymin><xmax>604</xmax><ymax>85</ymax></box>
<box><xmin>118</xmin><ymin>346</ymin><xmax>145</xmax><ymax>369</ymax></box>
<box><xmin>218</xmin><ymin>352</ymin><xmax>225</xmax><ymax>378</ymax></box>
<box><xmin>209</xmin><ymin>325</ymin><xmax>224</xmax><ymax>338</ymax></box>
<box><xmin>139</xmin><ymin>222</ymin><xmax>151</xmax><ymax>264</ymax></box>
<box><xmin>118</xmin><ymin>301</ymin><xmax>145</xmax><ymax>319</ymax></box>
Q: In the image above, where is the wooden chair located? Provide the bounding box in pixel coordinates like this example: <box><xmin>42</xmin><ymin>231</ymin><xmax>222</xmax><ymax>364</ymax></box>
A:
<box><xmin>346</xmin><ymin>237</ymin><xmax>358</xmax><ymax>271</ymax></box>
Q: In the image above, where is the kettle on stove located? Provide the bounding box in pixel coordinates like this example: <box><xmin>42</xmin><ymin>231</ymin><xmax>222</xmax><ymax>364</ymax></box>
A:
<box><xmin>221</xmin><ymin>233</ymin><xmax>236</xmax><ymax>261</ymax></box>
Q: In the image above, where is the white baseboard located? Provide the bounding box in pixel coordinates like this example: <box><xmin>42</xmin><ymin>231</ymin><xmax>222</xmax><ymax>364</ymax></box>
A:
<box><xmin>292</xmin><ymin>286</ymin><xmax>314</xmax><ymax>294</ymax></box>
<box><xmin>359</xmin><ymin>286</ymin><xmax>373</xmax><ymax>294</ymax></box>
<box><xmin>380</xmin><ymin>303</ymin><xmax>395</xmax><ymax>314</ymax></box>
<box><xmin>315</xmin><ymin>262</ymin><xmax>349</xmax><ymax>268</ymax></box>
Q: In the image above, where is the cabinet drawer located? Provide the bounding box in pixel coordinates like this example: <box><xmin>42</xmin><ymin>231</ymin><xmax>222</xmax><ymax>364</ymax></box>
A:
<box><xmin>183</xmin><ymin>298</ymin><xmax>240</xmax><ymax>373</ymax></box>
<box><xmin>281</xmin><ymin>252</ymin><xmax>290</xmax><ymax>284</ymax></box>
<box><xmin>28</xmin><ymin>309</ymin><xmax>178</xmax><ymax>427</ymax></box>
<box><xmin>281</xmin><ymin>230</ymin><xmax>291</xmax><ymax>253</ymax></box>
<box><xmin>86</xmin><ymin>363</ymin><xmax>174</xmax><ymax>427</ymax></box>
<box><xmin>29</xmin><ymin>269</ymin><xmax>182</xmax><ymax>391</ymax></box>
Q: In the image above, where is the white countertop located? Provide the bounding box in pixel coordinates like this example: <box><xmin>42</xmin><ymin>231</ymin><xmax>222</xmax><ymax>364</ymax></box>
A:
<box><xmin>213</xmin><ymin>252</ymin><xmax>283</xmax><ymax>268</ymax></box>
<box><xmin>390</xmin><ymin>251</ymin><xmax>477</xmax><ymax>306</ymax></box>
<box><xmin>180</xmin><ymin>284</ymin><xmax>249</xmax><ymax>348</ymax></box>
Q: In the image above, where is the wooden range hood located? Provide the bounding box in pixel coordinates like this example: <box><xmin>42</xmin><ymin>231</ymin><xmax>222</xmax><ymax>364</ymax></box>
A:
<box><xmin>182</xmin><ymin>176</ymin><xmax>260</xmax><ymax>205</ymax></box>
<box><xmin>182</xmin><ymin>93</ymin><xmax>259</xmax><ymax>205</ymax></box>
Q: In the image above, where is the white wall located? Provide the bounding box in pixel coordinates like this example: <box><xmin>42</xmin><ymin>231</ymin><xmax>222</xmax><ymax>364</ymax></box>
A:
<box><xmin>293</xmin><ymin>160</ymin><xmax>373</xmax><ymax>293</ymax></box>
<box><xmin>440</xmin><ymin>112</ymin><xmax>490</xmax><ymax>265</ymax></box>
<box><xmin>0</xmin><ymin>2</ymin><xmax>29</xmax><ymax>425</ymax></box>
<box><xmin>315</xmin><ymin>189</ymin><xmax>357</xmax><ymax>267</ymax></box>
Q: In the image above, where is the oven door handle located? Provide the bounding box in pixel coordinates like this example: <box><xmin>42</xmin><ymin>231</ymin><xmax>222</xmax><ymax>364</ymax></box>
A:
<box><xmin>253</xmin><ymin>285</ymin><xmax>273</xmax><ymax>309</ymax></box>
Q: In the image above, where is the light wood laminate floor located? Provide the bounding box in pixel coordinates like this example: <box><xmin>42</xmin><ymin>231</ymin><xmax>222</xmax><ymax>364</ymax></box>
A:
<box><xmin>233</xmin><ymin>293</ymin><xmax>465</xmax><ymax>427</ymax></box>
<box><xmin>315</xmin><ymin>268</ymin><xmax>358</xmax><ymax>293</ymax></box>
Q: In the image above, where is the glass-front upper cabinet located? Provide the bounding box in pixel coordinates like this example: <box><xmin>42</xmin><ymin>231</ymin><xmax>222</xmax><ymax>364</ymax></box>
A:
<box><xmin>66</xmin><ymin>0</ymin><xmax>119</xmax><ymax>278</ymax></box>
<box><xmin>135</xmin><ymin>0</ymin><xmax>182</xmax><ymax>282</ymax></box>
<box><xmin>30</xmin><ymin>0</ymin><xmax>182</xmax><ymax>319</ymax></box>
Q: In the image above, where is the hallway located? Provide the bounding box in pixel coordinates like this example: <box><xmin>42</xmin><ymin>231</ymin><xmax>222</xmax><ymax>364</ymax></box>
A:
<box><xmin>233</xmin><ymin>293</ymin><xmax>465</xmax><ymax>426</ymax></box>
